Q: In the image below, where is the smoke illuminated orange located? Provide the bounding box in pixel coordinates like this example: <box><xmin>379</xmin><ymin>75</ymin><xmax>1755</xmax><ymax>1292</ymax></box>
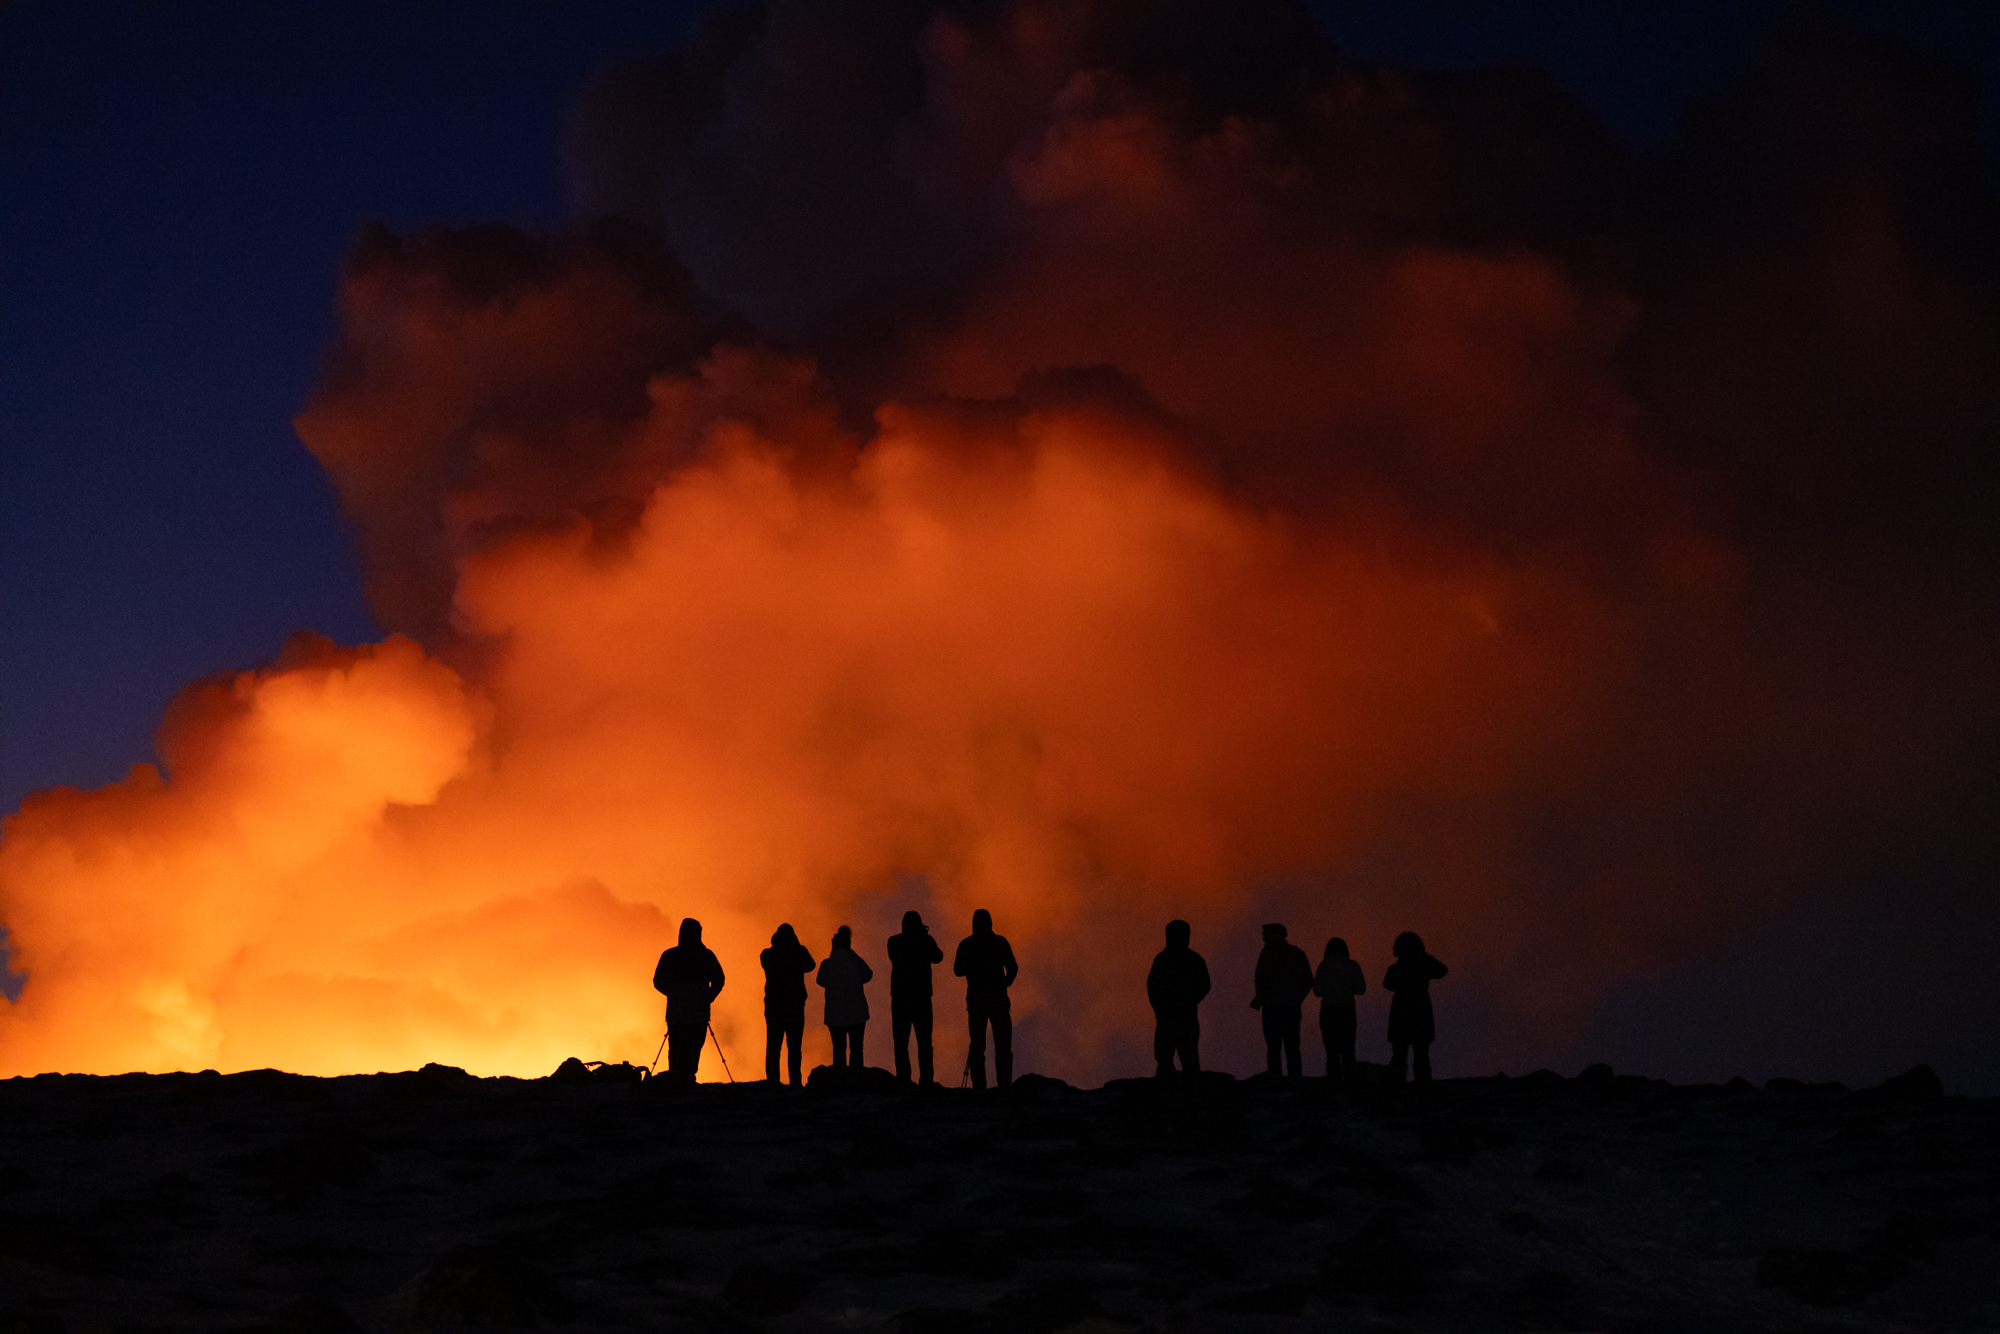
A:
<box><xmin>0</xmin><ymin>352</ymin><xmax>1653</xmax><ymax>1078</ymax></box>
<box><xmin>8</xmin><ymin>0</ymin><xmax>1992</xmax><ymax>1087</ymax></box>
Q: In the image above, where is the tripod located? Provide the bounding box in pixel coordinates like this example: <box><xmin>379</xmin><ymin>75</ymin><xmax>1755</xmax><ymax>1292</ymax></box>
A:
<box><xmin>708</xmin><ymin>1022</ymin><xmax>735</xmax><ymax>1083</ymax></box>
<box><xmin>647</xmin><ymin>1022</ymin><xmax>735</xmax><ymax>1083</ymax></box>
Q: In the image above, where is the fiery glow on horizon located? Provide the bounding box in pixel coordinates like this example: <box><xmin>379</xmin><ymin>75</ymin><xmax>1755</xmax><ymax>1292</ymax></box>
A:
<box><xmin>0</xmin><ymin>364</ymin><xmax>1652</xmax><ymax>1078</ymax></box>
<box><xmin>6</xmin><ymin>0</ymin><xmax>1991</xmax><ymax>1085</ymax></box>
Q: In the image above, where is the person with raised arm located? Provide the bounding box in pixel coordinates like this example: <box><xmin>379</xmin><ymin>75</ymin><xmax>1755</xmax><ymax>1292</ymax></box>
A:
<box><xmin>652</xmin><ymin>918</ymin><xmax>725</xmax><ymax>1085</ymax></box>
<box><xmin>953</xmin><ymin>909</ymin><xmax>1018</xmax><ymax>1089</ymax></box>
<box><xmin>1383</xmin><ymin>931</ymin><xmax>1449</xmax><ymax>1084</ymax></box>
<box><xmin>816</xmin><ymin>925</ymin><xmax>874</xmax><ymax>1072</ymax></box>
<box><xmin>887</xmin><ymin>910</ymin><xmax>944</xmax><ymax>1084</ymax></box>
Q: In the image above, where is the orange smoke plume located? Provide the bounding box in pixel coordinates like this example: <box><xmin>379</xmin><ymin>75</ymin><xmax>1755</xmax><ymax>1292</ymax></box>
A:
<box><xmin>0</xmin><ymin>341</ymin><xmax>1644</xmax><ymax>1077</ymax></box>
<box><xmin>5</xmin><ymin>1</ymin><xmax>1996</xmax><ymax>1085</ymax></box>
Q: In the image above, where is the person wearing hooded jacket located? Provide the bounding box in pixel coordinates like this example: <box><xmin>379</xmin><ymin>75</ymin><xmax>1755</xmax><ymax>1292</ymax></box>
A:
<box><xmin>761</xmin><ymin>923</ymin><xmax>816</xmax><ymax>1086</ymax></box>
<box><xmin>653</xmin><ymin>918</ymin><xmax>725</xmax><ymax>1083</ymax></box>
<box><xmin>816</xmin><ymin>925</ymin><xmax>874</xmax><ymax>1071</ymax></box>
<box><xmin>953</xmin><ymin>908</ymin><xmax>1018</xmax><ymax>1088</ymax></box>
<box><xmin>886</xmin><ymin>910</ymin><xmax>944</xmax><ymax>1084</ymax></box>
<box><xmin>1250</xmin><ymin>922</ymin><xmax>1314</xmax><ymax>1078</ymax></box>
<box><xmin>1146</xmin><ymin>919</ymin><xmax>1211</xmax><ymax>1076</ymax></box>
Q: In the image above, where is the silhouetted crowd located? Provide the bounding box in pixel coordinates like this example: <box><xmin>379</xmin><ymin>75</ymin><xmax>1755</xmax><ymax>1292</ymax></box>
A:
<box><xmin>652</xmin><ymin>914</ymin><xmax>1446</xmax><ymax>1089</ymax></box>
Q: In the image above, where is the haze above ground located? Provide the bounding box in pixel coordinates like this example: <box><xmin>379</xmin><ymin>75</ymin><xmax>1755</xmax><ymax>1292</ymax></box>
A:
<box><xmin>3</xmin><ymin>2</ymin><xmax>1996</xmax><ymax>1088</ymax></box>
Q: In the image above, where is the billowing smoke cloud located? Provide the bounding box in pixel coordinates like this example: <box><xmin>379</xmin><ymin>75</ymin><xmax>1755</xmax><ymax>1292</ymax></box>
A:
<box><xmin>4</xmin><ymin>2</ymin><xmax>1995</xmax><ymax>1085</ymax></box>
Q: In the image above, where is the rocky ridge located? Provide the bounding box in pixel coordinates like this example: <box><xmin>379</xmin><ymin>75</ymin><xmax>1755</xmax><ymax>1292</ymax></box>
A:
<box><xmin>0</xmin><ymin>1062</ymin><xmax>1993</xmax><ymax>1332</ymax></box>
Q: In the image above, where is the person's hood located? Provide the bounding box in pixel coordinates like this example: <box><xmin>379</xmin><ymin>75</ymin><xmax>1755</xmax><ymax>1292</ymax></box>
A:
<box><xmin>971</xmin><ymin>908</ymin><xmax>993</xmax><ymax>935</ymax></box>
<box><xmin>679</xmin><ymin>918</ymin><xmax>703</xmax><ymax>947</ymax></box>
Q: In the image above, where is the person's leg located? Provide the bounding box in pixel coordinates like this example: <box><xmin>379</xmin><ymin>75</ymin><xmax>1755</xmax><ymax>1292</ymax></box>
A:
<box><xmin>766</xmin><ymin>1015</ymin><xmax>782</xmax><ymax>1084</ymax></box>
<box><xmin>785</xmin><ymin>1015</ymin><xmax>804</xmax><ymax>1085</ymax></box>
<box><xmin>892</xmin><ymin>998</ymin><xmax>913</xmax><ymax>1081</ymax></box>
<box><xmin>1183</xmin><ymin>1018</ymin><xmax>1201</xmax><ymax>1074</ymax></box>
<box><xmin>853</xmin><ymin>1020</ymin><xmax>866</xmax><ymax>1070</ymax></box>
<box><xmin>1154</xmin><ymin>1016</ymin><xmax>1174</xmax><ymax>1076</ymax></box>
<box><xmin>967</xmin><ymin>1008</ymin><xmax>987</xmax><ymax>1089</ymax></box>
<box><xmin>1414</xmin><ymin>1041</ymin><xmax>1431</xmax><ymax>1083</ymax></box>
<box><xmin>1286</xmin><ymin>1010</ymin><xmax>1304</xmax><ymax>1078</ymax></box>
<box><xmin>1390</xmin><ymin>1040</ymin><xmax>1409</xmax><ymax>1083</ymax></box>
<box><xmin>1337</xmin><ymin>1010</ymin><xmax>1357</xmax><ymax>1087</ymax></box>
<box><xmin>1262</xmin><ymin>1011</ymin><xmax>1282</xmax><ymax>1075</ymax></box>
<box><xmin>992</xmin><ymin>1008</ymin><xmax>1013</xmax><ymax>1088</ymax></box>
<box><xmin>670</xmin><ymin>1025</ymin><xmax>704</xmax><ymax>1082</ymax></box>
<box><xmin>915</xmin><ymin>999</ymin><xmax>935</xmax><ymax>1085</ymax></box>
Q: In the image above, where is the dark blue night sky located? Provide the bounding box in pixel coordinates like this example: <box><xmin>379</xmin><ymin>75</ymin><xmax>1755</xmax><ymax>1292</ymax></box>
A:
<box><xmin>4</xmin><ymin>2</ymin><xmax>705</xmax><ymax>817</ymax></box>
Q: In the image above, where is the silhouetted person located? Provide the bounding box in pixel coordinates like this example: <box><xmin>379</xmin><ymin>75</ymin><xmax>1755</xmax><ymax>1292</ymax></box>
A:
<box><xmin>1146</xmin><ymin>919</ymin><xmax>1211</xmax><ymax>1076</ymax></box>
<box><xmin>887</xmin><ymin>910</ymin><xmax>944</xmax><ymax>1084</ymax></box>
<box><xmin>1383</xmin><ymin>931</ymin><xmax>1448</xmax><ymax>1084</ymax></box>
<box><xmin>954</xmin><ymin>908</ymin><xmax>1018</xmax><ymax>1088</ymax></box>
<box><xmin>1312</xmin><ymin>936</ymin><xmax>1366</xmax><ymax>1088</ymax></box>
<box><xmin>1250</xmin><ymin>922</ymin><xmax>1313</xmax><ymax>1077</ymax></box>
<box><xmin>652</xmin><ymin>917</ymin><xmax>725</xmax><ymax>1084</ymax></box>
<box><xmin>760</xmin><ymin>923</ymin><xmax>816</xmax><ymax>1086</ymax></box>
<box><xmin>817</xmin><ymin>925</ymin><xmax>873</xmax><ymax>1071</ymax></box>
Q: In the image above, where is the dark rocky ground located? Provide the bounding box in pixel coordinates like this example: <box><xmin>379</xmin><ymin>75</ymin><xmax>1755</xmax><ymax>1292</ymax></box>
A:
<box><xmin>0</xmin><ymin>1061</ymin><xmax>1994</xmax><ymax>1333</ymax></box>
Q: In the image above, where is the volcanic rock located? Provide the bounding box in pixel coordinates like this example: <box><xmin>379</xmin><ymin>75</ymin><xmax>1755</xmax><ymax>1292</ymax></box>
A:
<box><xmin>0</xmin><ymin>1068</ymin><xmax>1995</xmax><ymax>1329</ymax></box>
